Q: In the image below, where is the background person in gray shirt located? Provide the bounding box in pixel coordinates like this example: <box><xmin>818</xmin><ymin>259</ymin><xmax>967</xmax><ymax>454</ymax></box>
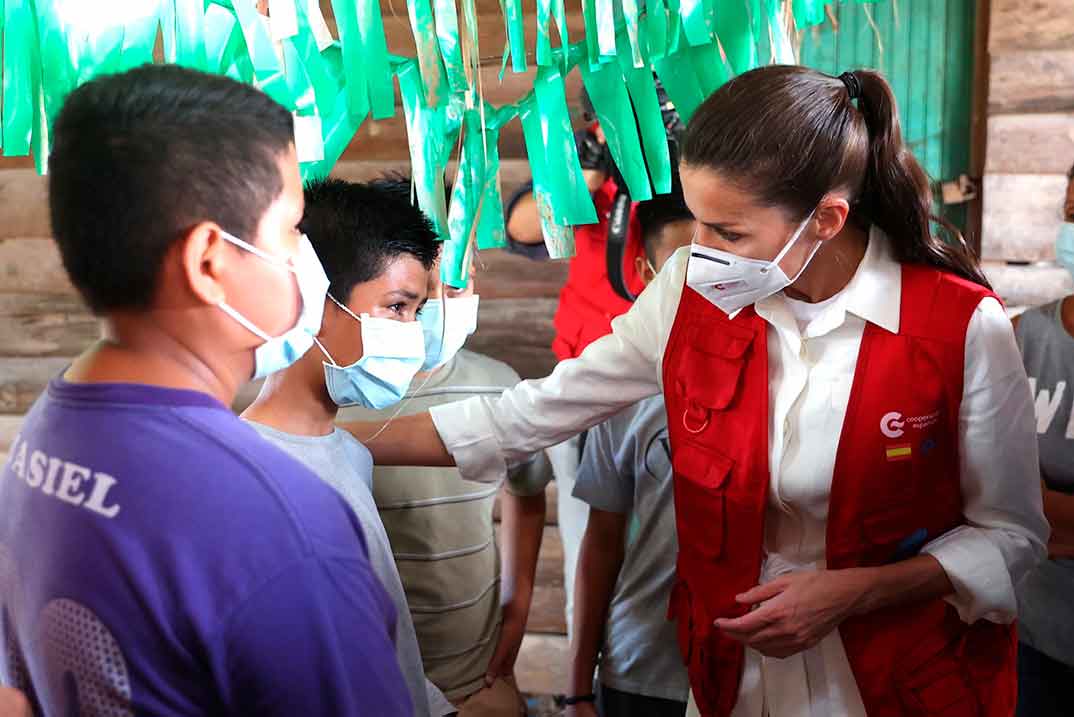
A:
<box><xmin>243</xmin><ymin>177</ymin><xmax>454</xmax><ymax>717</ymax></box>
<box><xmin>566</xmin><ymin>188</ymin><xmax>694</xmax><ymax>717</ymax></box>
<box><xmin>1013</xmin><ymin>162</ymin><xmax>1074</xmax><ymax>717</ymax></box>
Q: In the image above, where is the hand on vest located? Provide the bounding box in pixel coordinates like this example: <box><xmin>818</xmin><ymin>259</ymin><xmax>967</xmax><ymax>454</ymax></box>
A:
<box><xmin>713</xmin><ymin>569</ymin><xmax>873</xmax><ymax>659</ymax></box>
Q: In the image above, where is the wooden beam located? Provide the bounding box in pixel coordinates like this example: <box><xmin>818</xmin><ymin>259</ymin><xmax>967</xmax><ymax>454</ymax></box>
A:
<box><xmin>981</xmin><ymin>173</ymin><xmax>1068</xmax><ymax>261</ymax></box>
<box><xmin>0</xmin><ymin>415</ymin><xmax>22</xmax><ymax>452</ymax></box>
<box><xmin>989</xmin><ymin>0</ymin><xmax>1074</xmax><ymax>54</ymax></box>
<box><xmin>988</xmin><ymin>50</ymin><xmax>1074</xmax><ymax>115</ymax></box>
<box><xmin>0</xmin><ymin>294</ymin><xmax>99</xmax><ymax>358</ymax></box>
<box><xmin>985</xmin><ymin>113</ymin><xmax>1074</xmax><ymax>175</ymax></box>
<box><xmin>0</xmin><ymin>238</ymin><xmax>71</xmax><ymax>292</ymax></box>
<box><xmin>0</xmin><ymin>172</ymin><xmax>49</xmax><ymax>240</ymax></box>
<box><xmin>0</xmin><ymin>358</ymin><xmax>70</xmax><ymax>414</ymax></box>
<box><xmin>467</xmin><ymin>297</ymin><xmax>558</xmax><ymax>379</ymax></box>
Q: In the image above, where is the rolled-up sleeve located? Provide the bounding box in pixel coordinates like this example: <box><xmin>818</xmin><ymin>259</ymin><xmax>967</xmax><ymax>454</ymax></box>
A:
<box><xmin>921</xmin><ymin>297</ymin><xmax>1049</xmax><ymax>624</ymax></box>
<box><xmin>430</xmin><ymin>246</ymin><xmax>690</xmax><ymax>484</ymax></box>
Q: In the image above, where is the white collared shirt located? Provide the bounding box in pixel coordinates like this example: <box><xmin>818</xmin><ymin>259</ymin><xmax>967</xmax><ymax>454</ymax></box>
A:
<box><xmin>430</xmin><ymin>228</ymin><xmax>1048</xmax><ymax>716</ymax></box>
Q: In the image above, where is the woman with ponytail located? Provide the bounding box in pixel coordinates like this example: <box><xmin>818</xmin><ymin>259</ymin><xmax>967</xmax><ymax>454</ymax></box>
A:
<box><xmin>341</xmin><ymin>66</ymin><xmax>1048</xmax><ymax>717</ymax></box>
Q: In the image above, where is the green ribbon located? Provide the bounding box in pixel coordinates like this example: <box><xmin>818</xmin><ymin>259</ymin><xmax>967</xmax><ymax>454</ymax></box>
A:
<box><xmin>2</xmin><ymin>0</ymin><xmax>35</xmax><ymax>156</ymax></box>
<box><xmin>330</xmin><ymin>0</ymin><xmax>370</xmax><ymax>121</ymax></box>
<box><xmin>580</xmin><ymin>58</ymin><xmax>650</xmax><ymax>200</ymax></box>
<box><xmin>532</xmin><ymin>65</ymin><xmax>596</xmax><ymax>225</ymax></box>
<box><xmin>406</xmin><ymin>0</ymin><xmax>445</xmax><ymax>106</ymax></box>
<box><xmin>359</xmin><ymin>0</ymin><xmax>394</xmax><ymax>119</ymax></box>
<box><xmin>502</xmin><ymin>0</ymin><xmax>527</xmax><ymax>72</ymax></box>
<box><xmin>170</xmin><ymin>0</ymin><xmax>209</xmax><ymax>71</ymax></box>
<box><xmin>434</xmin><ymin>0</ymin><xmax>466</xmax><ymax>92</ymax></box>
<box><xmin>714</xmin><ymin>0</ymin><xmax>757</xmax><ymax>74</ymax></box>
<box><xmin>792</xmin><ymin>0</ymin><xmax>825</xmax><ymax>29</ymax></box>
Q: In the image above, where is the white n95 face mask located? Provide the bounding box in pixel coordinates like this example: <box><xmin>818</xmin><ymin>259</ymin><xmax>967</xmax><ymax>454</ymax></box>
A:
<box><xmin>686</xmin><ymin>210</ymin><xmax>818</xmax><ymax>316</ymax></box>
<box><xmin>317</xmin><ymin>295</ymin><xmax>426</xmax><ymax>409</ymax></box>
<box><xmin>419</xmin><ymin>294</ymin><xmax>480</xmax><ymax>371</ymax></box>
<box><xmin>216</xmin><ymin>232</ymin><xmax>329</xmax><ymax>380</ymax></box>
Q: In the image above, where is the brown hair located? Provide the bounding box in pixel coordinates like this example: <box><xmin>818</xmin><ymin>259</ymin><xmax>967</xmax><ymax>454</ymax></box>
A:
<box><xmin>681</xmin><ymin>65</ymin><xmax>990</xmax><ymax>288</ymax></box>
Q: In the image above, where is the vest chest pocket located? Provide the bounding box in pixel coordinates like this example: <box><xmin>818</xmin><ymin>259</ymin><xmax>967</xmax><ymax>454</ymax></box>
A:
<box><xmin>672</xmin><ymin>441</ymin><xmax>733</xmax><ymax>561</ymax></box>
<box><xmin>675</xmin><ymin>324</ymin><xmax>756</xmax><ymax>426</ymax></box>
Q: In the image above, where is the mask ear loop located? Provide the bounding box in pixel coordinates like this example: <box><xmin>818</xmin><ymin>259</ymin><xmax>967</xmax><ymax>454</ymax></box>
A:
<box><xmin>761</xmin><ymin>208</ymin><xmax>818</xmax><ymax>277</ymax></box>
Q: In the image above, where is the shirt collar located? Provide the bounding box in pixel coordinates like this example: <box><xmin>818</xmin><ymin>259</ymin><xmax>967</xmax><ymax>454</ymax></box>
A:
<box><xmin>754</xmin><ymin>225</ymin><xmax>901</xmax><ymax>336</ymax></box>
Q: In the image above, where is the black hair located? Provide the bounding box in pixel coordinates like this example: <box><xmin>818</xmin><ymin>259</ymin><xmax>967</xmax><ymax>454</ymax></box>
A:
<box><xmin>682</xmin><ymin>65</ymin><xmax>990</xmax><ymax>288</ymax></box>
<box><xmin>1068</xmin><ymin>161</ymin><xmax>1074</xmax><ymax>180</ymax></box>
<box><xmin>636</xmin><ymin>178</ymin><xmax>693</xmax><ymax>263</ymax></box>
<box><xmin>301</xmin><ymin>177</ymin><xmax>441</xmax><ymax>301</ymax></box>
<box><xmin>48</xmin><ymin>64</ymin><xmax>295</xmax><ymax>314</ymax></box>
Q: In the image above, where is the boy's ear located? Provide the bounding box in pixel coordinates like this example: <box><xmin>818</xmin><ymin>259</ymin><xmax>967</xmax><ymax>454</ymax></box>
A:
<box><xmin>180</xmin><ymin>223</ymin><xmax>233</xmax><ymax>306</ymax></box>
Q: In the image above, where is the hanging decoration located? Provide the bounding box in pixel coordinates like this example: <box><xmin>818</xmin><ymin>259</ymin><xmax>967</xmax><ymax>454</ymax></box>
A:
<box><xmin>0</xmin><ymin>0</ymin><xmax>858</xmax><ymax>286</ymax></box>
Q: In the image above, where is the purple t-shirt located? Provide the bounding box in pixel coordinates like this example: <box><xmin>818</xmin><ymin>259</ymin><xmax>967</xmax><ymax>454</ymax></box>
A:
<box><xmin>0</xmin><ymin>378</ymin><xmax>412</xmax><ymax>716</ymax></box>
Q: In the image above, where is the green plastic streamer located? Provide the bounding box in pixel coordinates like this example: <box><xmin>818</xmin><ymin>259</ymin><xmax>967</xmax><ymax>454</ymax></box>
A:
<box><xmin>645</xmin><ymin>0</ymin><xmax>668</xmax><ymax>60</ymax></box>
<box><xmin>474</xmin><ymin>128</ymin><xmax>508</xmax><ymax>250</ymax></box>
<box><xmin>329</xmin><ymin>0</ymin><xmax>370</xmax><ymax>121</ymax></box>
<box><xmin>687</xmin><ymin>35</ymin><xmax>731</xmax><ymax>95</ymax></box>
<box><xmin>615</xmin><ymin>29</ymin><xmax>670</xmax><ymax>194</ymax></box>
<box><xmin>229</xmin><ymin>0</ymin><xmax>295</xmax><ymax>108</ymax></box>
<box><xmin>580</xmin><ymin>59</ymin><xmax>650</xmax><ymax>200</ymax></box>
<box><xmin>792</xmin><ymin>0</ymin><xmax>824</xmax><ymax>29</ymax></box>
<box><xmin>442</xmin><ymin>109</ymin><xmax>484</xmax><ymax>284</ymax></box>
<box><xmin>581</xmin><ymin>0</ymin><xmax>600</xmax><ymax>68</ymax></box>
<box><xmin>204</xmin><ymin>4</ymin><xmax>239</xmax><ymax>72</ymax></box>
<box><xmin>35</xmin><ymin>0</ymin><xmax>74</xmax><ymax>129</ymax></box>
<box><xmin>531</xmin><ymin>66</ymin><xmax>596</xmax><ymax>225</ymax></box>
<box><xmin>678</xmin><ymin>0</ymin><xmax>710</xmax><ymax>46</ymax></box>
<box><xmin>291</xmin><ymin>0</ymin><xmax>338</xmax><ymax>116</ymax></box>
<box><xmin>434</xmin><ymin>0</ymin><xmax>466</xmax><ymax>92</ymax></box>
<box><xmin>398</xmin><ymin>58</ymin><xmax>457</xmax><ymax>239</ymax></box>
<box><xmin>651</xmin><ymin>40</ymin><xmax>705</xmax><ymax>122</ymax></box>
<box><xmin>406</xmin><ymin>0</ymin><xmax>445</xmax><ymax>106</ymax></box>
<box><xmin>502</xmin><ymin>0</ymin><xmax>527</xmax><ymax>72</ymax></box>
<box><xmin>535</xmin><ymin>0</ymin><xmax>552</xmax><ymax>65</ymax></box>
<box><xmin>2</xmin><ymin>0</ymin><xmax>34</xmax><ymax>156</ymax></box>
<box><xmin>594</xmin><ymin>0</ymin><xmax>616</xmax><ymax>58</ymax></box>
<box><xmin>358</xmin><ymin>0</ymin><xmax>394</xmax><ymax>119</ymax></box>
<box><xmin>713</xmin><ymin>0</ymin><xmax>757</xmax><ymax>74</ymax></box>
<box><xmin>621</xmin><ymin>0</ymin><xmax>643</xmax><ymax>67</ymax></box>
<box><xmin>171</xmin><ymin>0</ymin><xmax>209</xmax><ymax>70</ymax></box>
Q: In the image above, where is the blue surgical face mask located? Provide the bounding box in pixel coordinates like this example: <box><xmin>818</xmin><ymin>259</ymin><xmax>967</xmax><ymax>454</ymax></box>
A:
<box><xmin>1057</xmin><ymin>221</ymin><xmax>1074</xmax><ymax>276</ymax></box>
<box><xmin>216</xmin><ymin>232</ymin><xmax>329</xmax><ymax>380</ymax></box>
<box><xmin>317</xmin><ymin>295</ymin><xmax>426</xmax><ymax>409</ymax></box>
<box><xmin>419</xmin><ymin>294</ymin><xmax>479</xmax><ymax>371</ymax></box>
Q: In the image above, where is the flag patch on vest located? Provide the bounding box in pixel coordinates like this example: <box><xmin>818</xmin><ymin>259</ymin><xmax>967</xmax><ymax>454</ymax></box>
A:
<box><xmin>885</xmin><ymin>443</ymin><xmax>912</xmax><ymax>461</ymax></box>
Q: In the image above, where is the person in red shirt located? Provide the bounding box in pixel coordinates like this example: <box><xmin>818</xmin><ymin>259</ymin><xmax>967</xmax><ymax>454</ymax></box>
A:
<box><xmin>505</xmin><ymin>87</ymin><xmax>682</xmax><ymax>361</ymax></box>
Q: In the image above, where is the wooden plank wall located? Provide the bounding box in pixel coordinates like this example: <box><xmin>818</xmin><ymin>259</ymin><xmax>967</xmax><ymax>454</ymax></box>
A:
<box><xmin>0</xmin><ymin>0</ymin><xmax>575</xmax><ymax>694</ymax></box>
<box><xmin>981</xmin><ymin>0</ymin><xmax>1074</xmax><ymax>307</ymax></box>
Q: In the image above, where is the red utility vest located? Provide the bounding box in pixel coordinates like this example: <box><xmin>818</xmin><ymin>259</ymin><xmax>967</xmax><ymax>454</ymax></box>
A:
<box><xmin>552</xmin><ymin>177</ymin><xmax>646</xmax><ymax>360</ymax></box>
<box><xmin>662</xmin><ymin>264</ymin><xmax>1017</xmax><ymax>717</ymax></box>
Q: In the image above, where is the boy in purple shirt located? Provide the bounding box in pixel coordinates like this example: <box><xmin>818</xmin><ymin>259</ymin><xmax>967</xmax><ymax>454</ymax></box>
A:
<box><xmin>0</xmin><ymin>65</ymin><xmax>410</xmax><ymax>716</ymax></box>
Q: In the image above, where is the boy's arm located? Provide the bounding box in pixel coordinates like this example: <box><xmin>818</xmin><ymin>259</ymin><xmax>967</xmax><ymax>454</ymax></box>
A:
<box><xmin>567</xmin><ymin>509</ymin><xmax>626</xmax><ymax>713</ymax></box>
<box><xmin>340</xmin><ymin>413</ymin><xmax>454</xmax><ymax>467</ymax></box>
<box><xmin>487</xmin><ymin>485</ymin><xmax>547</xmax><ymax>683</ymax></box>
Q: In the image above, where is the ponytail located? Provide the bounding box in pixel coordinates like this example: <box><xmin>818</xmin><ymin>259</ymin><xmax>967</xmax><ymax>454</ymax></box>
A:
<box><xmin>681</xmin><ymin>65</ymin><xmax>991</xmax><ymax>289</ymax></box>
<box><xmin>850</xmin><ymin>70</ymin><xmax>990</xmax><ymax>288</ymax></box>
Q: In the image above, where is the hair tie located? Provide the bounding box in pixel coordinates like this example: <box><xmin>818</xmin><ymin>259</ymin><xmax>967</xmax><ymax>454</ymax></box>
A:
<box><xmin>839</xmin><ymin>71</ymin><xmax>861</xmax><ymax>100</ymax></box>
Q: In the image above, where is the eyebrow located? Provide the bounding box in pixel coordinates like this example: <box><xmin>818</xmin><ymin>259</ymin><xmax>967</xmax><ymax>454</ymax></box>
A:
<box><xmin>384</xmin><ymin>289</ymin><xmax>422</xmax><ymax>301</ymax></box>
<box><xmin>703</xmin><ymin>221</ymin><xmax>745</xmax><ymax>234</ymax></box>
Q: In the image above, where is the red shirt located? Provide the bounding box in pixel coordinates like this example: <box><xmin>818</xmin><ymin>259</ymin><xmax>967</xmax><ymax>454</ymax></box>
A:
<box><xmin>551</xmin><ymin>178</ymin><xmax>646</xmax><ymax>360</ymax></box>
